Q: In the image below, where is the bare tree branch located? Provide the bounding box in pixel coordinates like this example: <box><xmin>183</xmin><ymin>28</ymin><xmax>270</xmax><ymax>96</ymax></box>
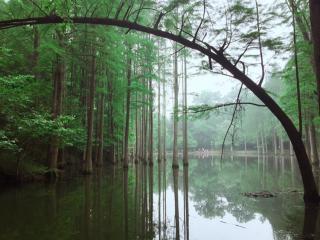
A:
<box><xmin>187</xmin><ymin>102</ymin><xmax>266</xmax><ymax>113</ymax></box>
<box><xmin>193</xmin><ymin>0</ymin><xmax>206</xmax><ymax>42</ymax></box>
<box><xmin>220</xmin><ymin>84</ymin><xmax>243</xmax><ymax>160</ymax></box>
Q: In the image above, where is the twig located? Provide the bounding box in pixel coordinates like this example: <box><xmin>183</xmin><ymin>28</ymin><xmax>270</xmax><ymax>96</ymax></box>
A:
<box><xmin>27</xmin><ymin>0</ymin><xmax>48</xmax><ymax>16</ymax></box>
<box><xmin>220</xmin><ymin>84</ymin><xmax>243</xmax><ymax>160</ymax></box>
<box><xmin>193</xmin><ymin>0</ymin><xmax>206</xmax><ymax>42</ymax></box>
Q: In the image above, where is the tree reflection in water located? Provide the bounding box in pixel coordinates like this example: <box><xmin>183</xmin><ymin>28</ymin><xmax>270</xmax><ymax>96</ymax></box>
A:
<box><xmin>0</xmin><ymin>156</ymin><xmax>319</xmax><ymax>240</ymax></box>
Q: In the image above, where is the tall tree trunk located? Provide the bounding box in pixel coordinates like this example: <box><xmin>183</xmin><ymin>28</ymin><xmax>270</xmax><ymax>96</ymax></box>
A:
<box><xmin>124</xmin><ymin>49</ymin><xmax>132</xmax><ymax>168</ymax></box>
<box><xmin>149</xmin><ymin>77</ymin><xmax>154</xmax><ymax>166</ymax></box>
<box><xmin>83</xmin><ymin>49</ymin><xmax>96</xmax><ymax>174</ymax></box>
<box><xmin>172</xmin><ymin>41</ymin><xmax>179</xmax><ymax>168</ymax></box>
<box><xmin>292</xmin><ymin>8</ymin><xmax>302</xmax><ymax>134</ymax></box>
<box><xmin>135</xmin><ymin>91</ymin><xmax>139</xmax><ymax>163</ymax></box>
<box><xmin>183</xmin><ymin>51</ymin><xmax>188</xmax><ymax>166</ymax></box>
<box><xmin>49</xmin><ymin>31</ymin><xmax>64</xmax><ymax>173</ymax></box>
<box><xmin>309</xmin><ymin>0</ymin><xmax>320</xmax><ymax>114</ymax></box>
<box><xmin>96</xmin><ymin>76</ymin><xmax>105</xmax><ymax>167</ymax></box>
<box><xmin>32</xmin><ymin>26</ymin><xmax>40</xmax><ymax>79</ymax></box>
<box><xmin>108</xmin><ymin>74</ymin><xmax>115</xmax><ymax>164</ymax></box>
<box><xmin>157</xmin><ymin>41</ymin><xmax>162</xmax><ymax>162</ymax></box>
<box><xmin>162</xmin><ymin>59</ymin><xmax>167</xmax><ymax>161</ymax></box>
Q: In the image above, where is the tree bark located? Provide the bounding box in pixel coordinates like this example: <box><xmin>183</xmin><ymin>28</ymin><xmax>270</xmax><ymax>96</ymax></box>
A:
<box><xmin>157</xmin><ymin>40</ymin><xmax>162</xmax><ymax>162</ymax></box>
<box><xmin>162</xmin><ymin>50</ymin><xmax>167</xmax><ymax>161</ymax></box>
<box><xmin>183</xmin><ymin>51</ymin><xmax>188</xmax><ymax>166</ymax></box>
<box><xmin>83</xmin><ymin>48</ymin><xmax>96</xmax><ymax>174</ymax></box>
<box><xmin>309</xmin><ymin>0</ymin><xmax>320</xmax><ymax>114</ymax></box>
<box><xmin>172</xmin><ymin>41</ymin><xmax>179</xmax><ymax>168</ymax></box>
<box><xmin>96</xmin><ymin>77</ymin><xmax>105</xmax><ymax>167</ymax></box>
<box><xmin>107</xmin><ymin>74</ymin><xmax>115</xmax><ymax>164</ymax></box>
<box><xmin>149</xmin><ymin>76</ymin><xmax>154</xmax><ymax>166</ymax></box>
<box><xmin>124</xmin><ymin>48</ymin><xmax>132</xmax><ymax>168</ymax></box>
<box><xmin>49</xmin><ymin>31</ymin><xmax>64</xmax><ymax>173</ymax></box>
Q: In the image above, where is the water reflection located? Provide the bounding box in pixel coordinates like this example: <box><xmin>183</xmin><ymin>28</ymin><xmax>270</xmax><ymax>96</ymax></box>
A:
<box><xmin>173</xmin><ymin>168</ymin><xmax>180</xmax><ymax>239</ymax></box>
<box><xmin>0</xmin><ymin>156</ymin><xmax>319</xmax><ymax>240</ymax></box>
<box><xmin>183</xmin><ymin>166</ymin><xmax>189</xmax><ymax>240</ymax></box>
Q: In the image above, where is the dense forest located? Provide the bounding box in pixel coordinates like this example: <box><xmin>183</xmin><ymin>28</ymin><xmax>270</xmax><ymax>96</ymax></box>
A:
<box><xmin>0</xmin><ymin>0</ymin><xmax>320</xmax><ymax>238</ymax></box>
<box><xmin>1</xmin><ymin>0</ymin><xmax>319</xmax><ymax>177</ymax></box>
<box><xmin>0</xmin><ymin>0</ymin><xmax>320</xmax><ymax>240</ymax></box>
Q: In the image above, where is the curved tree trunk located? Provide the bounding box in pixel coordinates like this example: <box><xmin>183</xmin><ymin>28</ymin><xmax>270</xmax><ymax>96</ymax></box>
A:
<box><xmin>2</xmin><ymin>16</ymin><xmax>318</xmax><ymax>203</ymax></box>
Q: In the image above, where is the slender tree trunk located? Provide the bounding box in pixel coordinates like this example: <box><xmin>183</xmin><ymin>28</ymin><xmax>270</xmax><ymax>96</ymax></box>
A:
<box><xmin>148</xmin><ymin>167</ymin><xmax>154</xmax><ymax>236</ymax></box>
<box><xmin>183</xmin><ymin>51</ymin><xmax>188</xmax><ymax>166</ymax></box>
<box><xmin>157</xmin><ymin>41</ymin><xmax>162</xmax><ymax>162</ymax></box>
<box><xmin>172</xmin><ymin>41</ymin><xmax>179</xmax><ymax>168</ymax></box>
<box><xmin>83</xmin><ymin>48</ymin><xmax>96</xmax><ymax>174</ymax></box>
<box><xmin>173</xmin><ymin>168</ymin><xmax>180</xmax><ymax>239</ymax></box>
<box><xmin>244</xmin><ymin>135</ymin><xmax>247</xmax><ymax>154</ymax></box>
<box><xmin>257</xmin><ymin>137</ymin><xmax>260</xmax><ymax>156</ymax></box>
<box><xmin>305</xmin><ymin>124</ymin><xmax>311</xmax><ymax>158</ymax></box>
<box><xmin>292</xmin><ymin>6</ymin><xmax>303</xmax><ymax>134</ymax></box>
<box><xmin>280</xmin><ymin>135</ymin><xmax>284</xmax><ymax>156</ymax></box>
<box><xmin>183</xmin><ymin>166</ymin><xmax>189</xmax><ymax>240</ymax></box>
<box><xmin>32</xmin><ymin>26</ymin><xmax>40</xmax><ymax>79</ymax></box>
<box><xmin>149</xmin><ymin>77</ymin><xmax>154</xmax><ymax>166</ymax></box>
<box><xmin>261</xmin><ymin>130</ymin><xmax>265</xmax><ymax>155</ymax></box>
<box><xmin>143</xmin><ymin>84</ymin><xmax>148</xmax><ymax>164</ymax></box>
<box><xmin>135</xmin><ymin>92</ymin><xmax>139</xmax><ymax>163</ymax></box>
<box><xmin>49</xmin><ymin>31</ymin><xmax>64</xmax><ymax>173</ymax></box>
<box><xmin>162</xmin><ymin>61</ymin><xmax>167</xmax><ymax>161</ymax></box>
<box><xmin>273</xmin><ymin>129</ymin><xmax>277</xmax><ymax>156</ymax></box>
<box><xmin>96</xmin><ymin>77</ymin><xmax>105</xmax><ymax>167</ymax></box>
<box><xmin>124</xmin><ymin>48</ymin><xmax>132</xmax><ymax>168</ymax></box>
<box><xmin>290</xmin><ymin>142</ymin><xmax>294</xmax><ymax>156</ymax></box>
<box><xmin>309</xmin><ymin>122</ymin><xmax>319</xmax><ymax>165</ymax></box>
<box><xmin>108</xmin><ymin>75</ymin><xmax>115</xmax><ymax>164</ymax></box>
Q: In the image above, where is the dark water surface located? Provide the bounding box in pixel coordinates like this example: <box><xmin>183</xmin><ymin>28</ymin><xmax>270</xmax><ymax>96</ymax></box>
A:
<box><xmin>0</xmin><ymin>156</ymin><xmax>319</xmax><ymax>240</ymax></box>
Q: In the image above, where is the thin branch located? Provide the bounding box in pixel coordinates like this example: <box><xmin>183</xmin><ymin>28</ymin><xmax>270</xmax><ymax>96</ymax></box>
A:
<box><xmin>27</xmin><ymin>0</ymin><xmax>48</xmax><ymax>16</ymax></box>
<box><xmin>234</xmin><ymin>38</ymin><xmax>254</xmax><ymax>66</ymax></box>
<box><xmin>187</xmin><ymin>102</ymin><xmax>265</xmax><ymax>113</ymax></box>
<box><xmin>154</xmin><ymin>12</ymin><xmax>165</xmax><ymax>29</ymax></box>
<box><xmin>193</xmin><ymin>0</ymin><xmax>206</xmax><ymax>42</ymax></box>
<box><xmin>221</xmin><ymin>84</ymin><xmax>243</xmax><ymax>160</ymax></box>
<box><xmin>115</xmin><ymin>0</ymin><xmax>125</xmax><ymax>19</ymax></box>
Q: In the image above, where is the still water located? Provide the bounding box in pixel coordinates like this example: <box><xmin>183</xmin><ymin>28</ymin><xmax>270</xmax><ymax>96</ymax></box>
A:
<box><xmin>0</xmin><ymin>155</ymin><xmax>319</xmax><ymax>240</ymax></box>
